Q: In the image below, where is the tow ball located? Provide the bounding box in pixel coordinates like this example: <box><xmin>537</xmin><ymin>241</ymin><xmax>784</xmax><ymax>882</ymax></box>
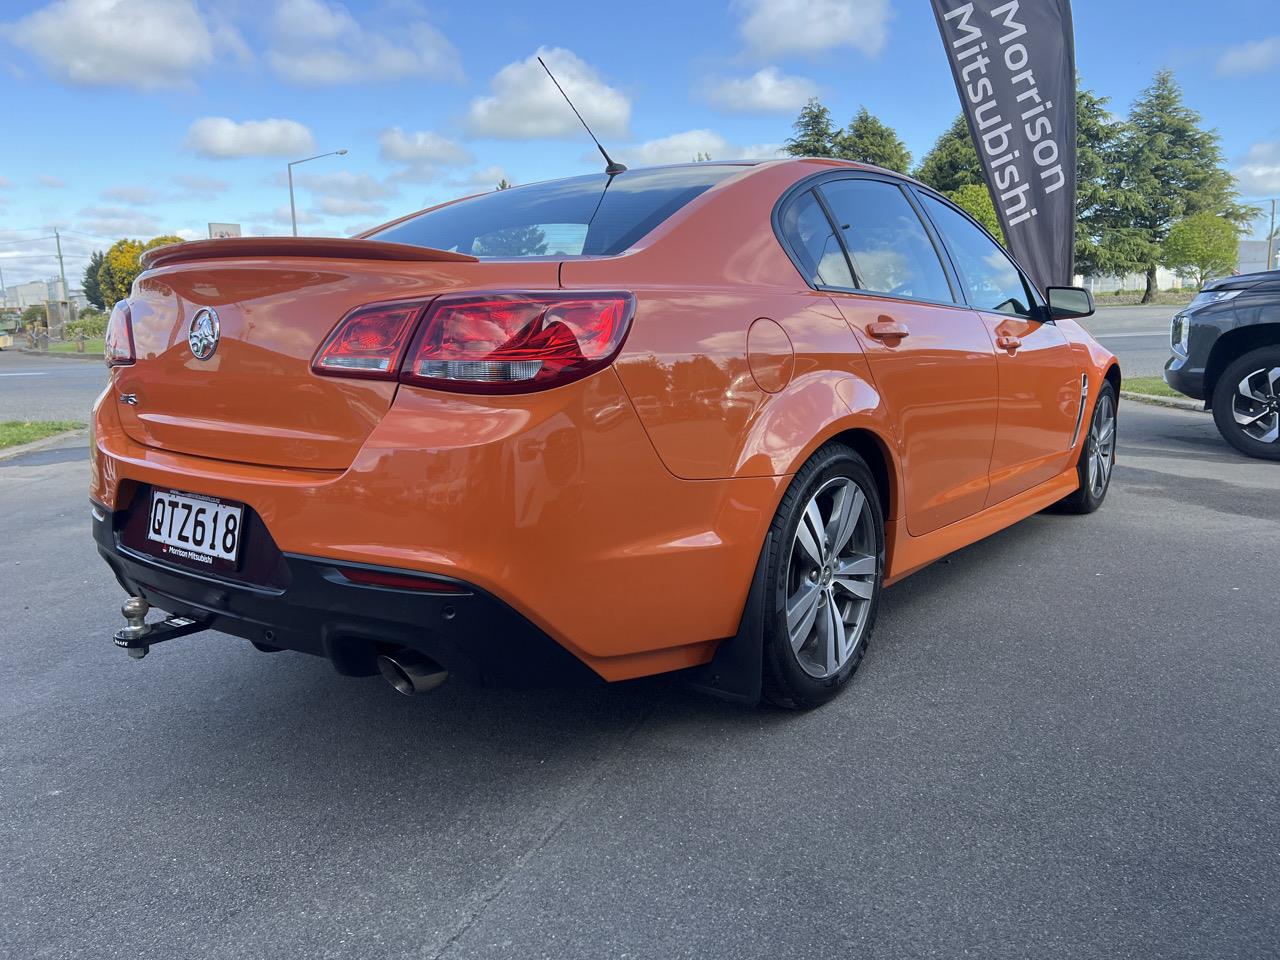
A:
<box><xmin>113</xmin><ymin>597</ymin><xmax>209</xmax><ymax>659</ymax></box>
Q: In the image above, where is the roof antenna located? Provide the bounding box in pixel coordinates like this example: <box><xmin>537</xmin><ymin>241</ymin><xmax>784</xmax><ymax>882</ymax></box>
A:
<box><xmin>537</xmin><ymin>56</ymin><xmax>627</xmax><ymax>176</ymax></box>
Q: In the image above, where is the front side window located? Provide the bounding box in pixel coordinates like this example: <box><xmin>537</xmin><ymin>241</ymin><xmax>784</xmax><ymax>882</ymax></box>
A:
<box><xmin>778</xmin><ymin>190</ymin><xmax>854</xmax><ymax>288</ymax></box>
<box><xmin>919</xmin><ymin>194</ymin><xmax>1038</xmax><ymax>317</ymax></box>
<box><xmin>817</xmin><ymin>179</ymin><xmax>955</xmax><ymax>303</ymax></box>
<box><xmin>369</xmin><ymin>166</ymin><xmax>740</xmax><ymax>258</ymax></box>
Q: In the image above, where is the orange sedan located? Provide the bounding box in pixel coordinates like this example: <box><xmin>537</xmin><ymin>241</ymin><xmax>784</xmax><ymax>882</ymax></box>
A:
<box><xmin>91</xmin><ymin>159</ymin><xmax>1120</xmax><ymax>708</ymax></box>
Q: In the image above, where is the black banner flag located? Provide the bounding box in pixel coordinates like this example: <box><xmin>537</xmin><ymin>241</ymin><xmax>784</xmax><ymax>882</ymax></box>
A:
<box><xmin>930</xmin><ymin>0</ymin><xmax>1077</xmax><ymax>289</ymax></box>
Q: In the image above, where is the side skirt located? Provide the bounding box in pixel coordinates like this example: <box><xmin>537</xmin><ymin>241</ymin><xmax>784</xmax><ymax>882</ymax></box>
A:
<box><xmin>883</xmin><ymin>466</ymin><xmax>1080</xmax><ymax>586</ymax></box>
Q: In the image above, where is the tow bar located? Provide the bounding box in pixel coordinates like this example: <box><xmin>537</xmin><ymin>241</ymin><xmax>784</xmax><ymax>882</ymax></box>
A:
<box><xmin>113</xmin><ymin>597</ymin><xmax>210</xmax><ymax>659</ymax></box>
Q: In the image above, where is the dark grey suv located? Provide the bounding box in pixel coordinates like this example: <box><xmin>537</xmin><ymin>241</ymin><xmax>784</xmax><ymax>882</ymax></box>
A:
<box><xmin>1165</xmin><ymin>270</ymin><xmax>1280</xmax><ymax>460</ymax></box>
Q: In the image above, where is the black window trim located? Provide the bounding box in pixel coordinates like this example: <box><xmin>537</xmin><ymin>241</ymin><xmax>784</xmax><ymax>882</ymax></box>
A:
<box><xmin>906</xmin><ymin>182</ymin><xmax>1051</xmax><ymax>323</ymax></box>
<box><xmin>772</xmin><ymin>169</ymin><xmax>965</xmax><ymax>310</ymax></box>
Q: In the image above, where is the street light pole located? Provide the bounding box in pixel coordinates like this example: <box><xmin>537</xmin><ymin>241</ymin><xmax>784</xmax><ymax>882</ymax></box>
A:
<box><xmin>287</xmin><ymin>149</ymin><xmax>348</xmax><ymax>237</ymax></box>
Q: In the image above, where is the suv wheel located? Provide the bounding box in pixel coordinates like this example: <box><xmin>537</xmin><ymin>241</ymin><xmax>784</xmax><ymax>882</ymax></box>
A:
<box><xmin>1212</xmin><ymin>346</ymin><xmax>1280</xmax><ymax>461</ymax></box>
<box><xmin>761</xmin><ymin>443</ymin><xmax>884</xmax><ymax>709</ymax></box>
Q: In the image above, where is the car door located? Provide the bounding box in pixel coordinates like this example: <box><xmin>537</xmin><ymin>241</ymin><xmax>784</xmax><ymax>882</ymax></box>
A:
<box><xmin>916</xmin><ymin>192</ymin><xmax>1082</xmax><ymax>507</ymax></box>
<box><xmin>785</xmin><ymin>175</ymin><xmax>1000</xmax><ymax>537</ymax></box>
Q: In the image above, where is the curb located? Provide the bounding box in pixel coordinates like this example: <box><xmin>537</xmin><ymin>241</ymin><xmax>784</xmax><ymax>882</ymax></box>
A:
<box><xmin>16</xmin><ymin>348</ymin><xmax>102</xmax><ymax>362</ymax></box>
<box><xmin>1120</xmin><ymin>390</ymin><xmax>1204</xmax><ymax>412</ymax></box>
<box><xmin>0</xmin><ymin>428</ymin><xmax>89</xmax><ymax>463</ymax></box>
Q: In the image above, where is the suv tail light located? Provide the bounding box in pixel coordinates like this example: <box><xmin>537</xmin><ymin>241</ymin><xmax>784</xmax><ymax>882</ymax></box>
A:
<box><xmin>104</xmin><ymin>300</ymin><xmax>135</xmax><ymax>366</ymax></box>
<box><xmin>311</xmin><ymin>292</ymin><xmax>635</xmax><ymax>393</ymax></box>
<box><xmin>312</xmin><ymin>299</ymin><xmax>426</xmax><ymax>378</ymax></box>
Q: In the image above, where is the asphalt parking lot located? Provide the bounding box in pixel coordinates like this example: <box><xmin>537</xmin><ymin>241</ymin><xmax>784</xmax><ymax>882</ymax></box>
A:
<box><xmin>3</xmin><ymin>317</ymin><xmax>1278</xmax><ymax>959</ymax></box>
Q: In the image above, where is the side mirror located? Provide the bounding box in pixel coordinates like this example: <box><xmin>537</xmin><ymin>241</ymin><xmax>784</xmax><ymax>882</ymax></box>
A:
<box><xmin>1045</xmin><ymin>286</ymin><xmax>1094</xmax><ymax>320</ymax></box>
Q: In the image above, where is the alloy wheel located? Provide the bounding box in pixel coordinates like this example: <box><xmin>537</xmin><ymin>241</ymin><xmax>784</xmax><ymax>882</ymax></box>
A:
<box><xmin>1087</xmin><ymin>392</ymin><xmax>1116</xmax><ymax>498</ymax></box>
<box><xmin>1232</xmin><ymin>367</ymin><xmax>1280</xmax><ymax>444</ymax></box>
<box><xmin>785</xmin><ymin>477</ymin><xmax>878</xmax><ymax>680</ymax></box>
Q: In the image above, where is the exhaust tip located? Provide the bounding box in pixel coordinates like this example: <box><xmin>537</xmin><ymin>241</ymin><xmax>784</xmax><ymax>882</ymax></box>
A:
<box><xmin>377</xmin><ymin>651</ymin><xmax>448</xmax><ymax>696</ymax></box>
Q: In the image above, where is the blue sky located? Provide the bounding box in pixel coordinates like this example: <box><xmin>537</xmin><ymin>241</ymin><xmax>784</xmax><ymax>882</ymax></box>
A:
<box><xmin>1</xmin><ymin>0</ymin><xmax>1278</xmax><ymax>290</ymax></box>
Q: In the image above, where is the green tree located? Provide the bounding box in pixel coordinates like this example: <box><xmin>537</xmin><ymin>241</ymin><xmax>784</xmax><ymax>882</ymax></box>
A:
<box><xmin>81</xmin><ymin>250</ymin><xmax>105</xmax><ymax>310</ymax></box>
<box><xmin>835</xmin><ymin>107</ymin><xmax>911</xmax><ymax>173</ymax></box>
<box><xmin>785</xmin><ymin>98</ymin><xmax>838</xmax><ymax>158</ymax></box>
<box><xmin>1162</xmin><ymin>213</ymin><xmax>1238</xmax><ymax>287</ymax></box>
<box><xmin>1112</xmin><ymin>70</ymin><xmax>1254</xmax><ymax>302</ymax></box>
<box><xmin>496</xmin><ymin>179</ymin><xmax>511</xmax><ymax>190</ymax></box>
<box><xmin>914</xmin><ymin>114</ymin><xmax>983</xmax><ymax>194</ymax></box>
<box><xmin>948</xmin><ymin>183</ymin><xmax>1003</xmax><ymax>240</ymax></box>
<box><xmin>1073</xmin><ymin>83</ymin><xmax>1140</xmax><ymax>279</ymax></box>
<box><xmin>97</xmin><ymin>234</ymin><xmax>184</xmax><ymax>306</ymax></box>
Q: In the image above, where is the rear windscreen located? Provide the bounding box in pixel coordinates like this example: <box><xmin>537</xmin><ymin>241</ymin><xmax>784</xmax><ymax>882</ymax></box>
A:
<box><xmin>368</xmin><ymin>165</ymin><xmax>744</xmax><ymax>258</ymax></box>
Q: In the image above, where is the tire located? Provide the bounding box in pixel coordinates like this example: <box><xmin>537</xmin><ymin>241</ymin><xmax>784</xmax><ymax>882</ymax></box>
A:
<box><xmin>761</xmin><ymin>443</ymin><xmax>885</xmax><ymax>710</ymax></box>
<box><xmin>1211</xmin><ymin>346</ymin><xmax>1280</xmax><ymax>461</ymax></box>
<box><xmin>1054</xmin><ymin>380</ymin><xmax>1118</xmax><ymax>515</ymax></box>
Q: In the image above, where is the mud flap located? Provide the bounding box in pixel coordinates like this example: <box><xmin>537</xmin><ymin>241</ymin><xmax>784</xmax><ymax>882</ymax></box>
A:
<box><xmin>681</xmin><ymin>532</ymin><xmax>771</xmax><ymax>706</ymax></box>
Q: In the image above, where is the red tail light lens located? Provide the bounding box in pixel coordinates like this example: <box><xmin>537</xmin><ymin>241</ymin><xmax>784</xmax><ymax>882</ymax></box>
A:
<box><xmin>104</xmin><ymin>300</ymin><xmax>135</xmax><ymax>367</ymax></box>
<box><xmin>312</xmin><ymin>300</ymin><xmax>426</xmax><ymax>378</ymax></box>
<box><xmin>401</xmin><ymin>292</ymin><xmax>636</xmax><ymax>393</ymax></box>
<box><xmin>337</xmin><ymin>566</ymin><xmax>468</xmax><ymax>593</ymax></box>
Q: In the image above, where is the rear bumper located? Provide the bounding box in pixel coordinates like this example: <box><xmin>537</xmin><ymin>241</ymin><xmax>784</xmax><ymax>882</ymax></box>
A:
<box><xmin>90</xmin><ymin>368</ymin><xmax>786</xmax><ymax>680</ymax></box>
<box><xmin>92</xmin><ymin>500</ymin><xmax>599</xmax><ymax>686</ymax></box>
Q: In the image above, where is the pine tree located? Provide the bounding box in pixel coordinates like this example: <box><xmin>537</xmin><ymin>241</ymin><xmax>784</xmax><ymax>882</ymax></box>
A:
<box><xmin>913</xmin><ymin>115</ymin><xmax>983</xmax><ymax>194</ymax></box>
<box><xmin>1114</xmin><ymin>70</ymin><xmax>1253</xmax><ymax>301</ymax></box>
<box><xmin>835</xmin><ymin>107</ymin><xmax>911</xmax><ymax>173</ymax></box>
<box><xmin>81</xmin><ymin>251</ymin><xmax>105</xmax><ymax>310</ymax></box>
<box><xmin>784</xmin><ymin>98</ymin><xmax>838</xmax><ymax>158</ymax></box>
<box><xmin>1074</xmin><ymin>83</ymin><xmax>1136</xmax><ymax>279</ymax></box>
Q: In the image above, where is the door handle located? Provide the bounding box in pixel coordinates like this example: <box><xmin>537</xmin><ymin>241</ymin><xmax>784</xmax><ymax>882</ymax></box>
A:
<box><xmin>867</xmin><ymin>319</ymin><xmax>910</xmax><ymax>342</ymax></box>
<box><xmin>996</xmin><ymin>335</ymin><xmax>1022</xmax><ymax>352</ymax></box>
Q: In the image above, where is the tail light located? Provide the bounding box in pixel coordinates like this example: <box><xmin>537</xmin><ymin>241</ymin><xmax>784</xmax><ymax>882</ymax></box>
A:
<box><xmin>311</xmin><ymin>291</ymin><xmax>635</xmax><ymax>393</ymax></box>
<box><xmin>104</xmin><ymin>300</ymin><xmax>135</xmax><ymax>366</ymax></box>
<box><xmin>402</xmin><ymin>292</ymin><xmax>635</xmax><ymax>393</ymax></box>
<box><xmin>312</xmin><ymin>299</ymin><xmax>425</xmax><ymax>378</ymax></box>
<box><xmin>337</xmin><ymin>565</ymin><xmax>468</xmax><ymax>593</ymax></box>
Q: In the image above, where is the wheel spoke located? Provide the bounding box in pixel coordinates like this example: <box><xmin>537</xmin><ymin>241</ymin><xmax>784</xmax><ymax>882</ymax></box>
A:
<box><xmin>1260</xmin><ymin>416</ymin><xmax>1280</xmax><ymax>444</ymax></box>
<box><xmin>786</xmin><ymin>581</ymin><xmax>822</xmax><ymax>652</ymax></box>
<box><xmin>1097</xmin><ymin>419</ymin><xmax>1114</xmax><ymax>444</ymax></box>
<box><xmin>795</xmin><ymin>501</ymin><xmax>825</xmax><ymax>566</ymax></box>
<box><xmin>1235</xmin><ymin>407</ymin><xmax>1273</xmax><ymax>427</ymax></box>
<box><xmin>832</xmin><ymin>553</ymin><xmax>876</xmax><ymax>600</ymax></box>
<box><xmin>1239</xmin><ymin>376</ymin><xmax>1268</xmax><ymax>403</ymax></box>
<box><xmin>820</xmin><ymin>599</ymin><xmax>843</xmax><ymax>674</ymax></box>
<box><xmin>826</xmin><ymin>484</ymin><xmax>864</xmax><ymax>558</ymax></box>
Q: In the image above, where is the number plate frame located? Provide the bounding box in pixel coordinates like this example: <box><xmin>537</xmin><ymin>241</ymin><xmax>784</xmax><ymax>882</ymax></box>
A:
<box><xmin>144</xmin><ymin>489</ymin><xmax>244</xmax><ymax>572</ymax></box>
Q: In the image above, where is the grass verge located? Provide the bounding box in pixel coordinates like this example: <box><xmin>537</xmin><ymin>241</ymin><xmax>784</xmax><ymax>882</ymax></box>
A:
<box><xmin>0</xmin><ymin>420</ymin><xmax>85</xmax><ymax>449</ymax></box>
<box><xmin>1123</xmin><ymin>376</ymin><xmax>1182</xmax><ymax>398</ymax></box>
<box><xmin>47</xmin><ymin>338</ymin><xmax>105</xmax><ymax>355</ymax></box>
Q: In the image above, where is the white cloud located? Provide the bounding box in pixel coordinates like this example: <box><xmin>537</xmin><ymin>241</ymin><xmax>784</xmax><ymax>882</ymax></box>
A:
<box><xmin>706</xmin><ymin>67</ymin><xmax>818</xmax><ymax>113</ymax></box>
<box><xmin>172</xmin><ymin>174</ymin><xmax>230</xmax><ymax>199</ymax></box>
<box><xmin>298</xmin><ymin>170</ymin><xmax>394</xmax><ymax>201</ymax></box>
<box><xmin>316</xmin><ymin>196</ymin><xmax>387</xmax><ymax>217</ymax></box>
<box><xmin>185</xmin><ymin>118</ymin><xmax>315</xmax><ymax>159</ymax></box>
<box><xmin>1217</xmin><ymin>37</ymin><xmax>1280</xmax><ymax>76</ymax></box>
<box><xmin>616</xmin><ymin>130</ymin><xmax>786</xmax><ymax>167</ymax></box>
<box><xmin>266</xmin><ymin>0</ymin><xmax>461</xmax><ymax>85</ymax></box>
<box><xmin>467</xmin><ymin>47</ymin><xmax>630</xmax><ymax>140</ymax></box>
<box><xmin>379</xmin><ymin>127</ymin><xmax>472</xmax><ymax>166</ymax></box>
<box><xmin>0</xmin><ymin>177</ymin><xmax>12</xmax><ymax>189</ymax></box>
<box><xmin>251</xmin><ymin>205</ymin><xmax>320</xmax><ymax>227</ymax></box>
<box><xmin>3</xmin><ymin>0</ymin><xmax>241</xmax><ymax>89</ymax></box>
<box><xmin>378</xmin><ymin>127</ymin><xmax>472</xmax><ymax>184</ymax></box>
<box><xmin>102</xmin><ymin>185</ymin><xmax>161</xmax><ymax>206</ymax></box>
<box><xmin>37</xmin><ymin>175</ymin><xmax>67</xmax><ymax>188</ymax></box>
<box><xmin>446</xmin><ymin>165</ymin><xmax>511</xmax><ymax>194</ymax></box>
<box><xmin>78</xmin><ymin>205</ymin><xmax>162</xmax><ymax>236</ymax></box>
<box><xmin>736</xmin><ymin>0</ymin><xmax>890</xmax><ymax>59</ymax></box>
<box><xmin>1235</xmin><ymin>142</ymin><xmax>1280</xmax><ymax>195</ymax></box>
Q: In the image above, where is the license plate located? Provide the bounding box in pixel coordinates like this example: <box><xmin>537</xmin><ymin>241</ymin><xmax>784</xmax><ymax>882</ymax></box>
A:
<box><xmin>145</xmin><ymin>489</ymin><xmax>243</xmax><ymax>569</ymax></box>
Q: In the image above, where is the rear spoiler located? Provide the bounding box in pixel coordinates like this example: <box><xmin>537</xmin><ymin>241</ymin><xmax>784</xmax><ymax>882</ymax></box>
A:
<box><xmin>141</xmin><ymin>237</ymin><xmax>479</xmax><ymax>271</ymax></box>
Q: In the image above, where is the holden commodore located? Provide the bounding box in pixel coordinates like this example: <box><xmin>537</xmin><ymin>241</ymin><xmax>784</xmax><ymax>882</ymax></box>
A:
<box><xmin>91</xmin><ymin>159</ymin><xmax>1120</xmax><ymax>708</ymax></box>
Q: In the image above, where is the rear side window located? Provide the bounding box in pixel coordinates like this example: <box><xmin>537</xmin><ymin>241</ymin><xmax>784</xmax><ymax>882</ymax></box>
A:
<box><xmin>778</xmin><ymin>190</ymin><xmax>854</xmax><ymax>288</ymax></box>
<box><xmin>369</xmin><ymin>166</ymin><xmax>740</xmax><ymax>258</ymax></box>
<box><xmin>919</xmin><ymin>194</ymin><xmax>1039</xmax><ymax>317</ymax></box>
<box><xmin>817</xmin><ymin>179</ymin><xmax>955</xmax><ymax>303</ymax></box>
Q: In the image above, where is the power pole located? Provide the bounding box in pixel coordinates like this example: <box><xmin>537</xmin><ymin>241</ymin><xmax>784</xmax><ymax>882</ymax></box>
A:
<box><xmin>54</xmin><ymin>227</ymin><xmax>71</xmax><ymax>335</ymax></box>
<box><xmin>1268</xmin><ymin>199</ymin><xmax>1277</xmax><ymax>272</ymax></box>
